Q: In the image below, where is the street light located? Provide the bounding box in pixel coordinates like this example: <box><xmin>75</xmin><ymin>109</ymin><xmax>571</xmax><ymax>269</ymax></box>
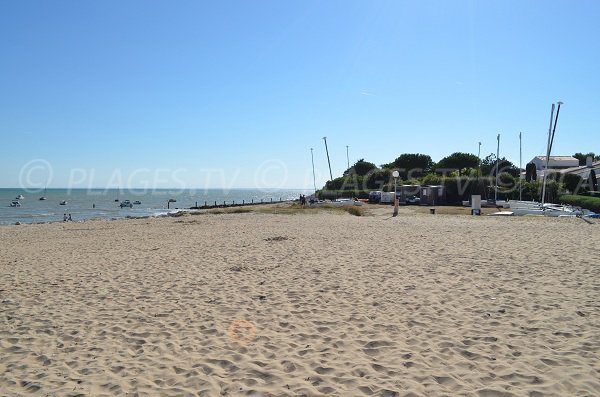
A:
<box><xmin>392</xmin><ymin>170</ymin><xmax>399</xmax><ymax>217</ymax></box>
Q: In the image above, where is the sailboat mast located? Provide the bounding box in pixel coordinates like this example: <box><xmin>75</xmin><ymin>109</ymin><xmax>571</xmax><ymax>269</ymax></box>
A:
<box><xmin>519</xmin><ymin>132</ymin><xmax>522</xmax><ymax>202</ymax></box>
<box><xmin>322</xmin><ymin>137</ymin><xmax>333</xmax><ymax>182</ymax></box>
<box><xmin>310</xmin><ymin>148</ymin><xmax>317</xmax><ymax>194</ymax></box>
<box><xmin>541</xmin><ymin>103</ymin><xmax>556</xmax><ymax>205</ymax></box>
<box><xmin>495</xmin><ymin>134</ymin><xmax>500</xmax><ymax>203</ymax></box>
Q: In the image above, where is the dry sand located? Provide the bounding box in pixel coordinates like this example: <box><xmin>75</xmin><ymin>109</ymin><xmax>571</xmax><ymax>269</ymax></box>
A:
<box><xmin>1</xmin><ymin>206</ymin><xmax>599</xmax><ymax>396</ymax></box>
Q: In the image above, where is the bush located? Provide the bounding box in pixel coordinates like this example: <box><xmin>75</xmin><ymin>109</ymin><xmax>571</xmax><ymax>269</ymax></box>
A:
<box><xmin>422</xmin><ymin>173</ymin><xmax>442</xmax><ymax>185</ymax></box>
<box><xmin>345</xmin><ymin>206</ymin><xmax>364</xmax><ymax>216</ymax></box>
<box><xmin>559</xmin><ymin>195</ymin><xmax>600</xmax><ymax>212</ymax></box>
<box><xmin>563</xmin><ymin>173</ymin><xmax>586</xmax><ymax>194</ymax></box>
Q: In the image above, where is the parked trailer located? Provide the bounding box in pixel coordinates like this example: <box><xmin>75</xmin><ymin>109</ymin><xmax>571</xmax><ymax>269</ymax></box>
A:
<box><xmin>380</xmin><ymin>192</ymin><xmax>395</xmax><ymax>204</ymax></box>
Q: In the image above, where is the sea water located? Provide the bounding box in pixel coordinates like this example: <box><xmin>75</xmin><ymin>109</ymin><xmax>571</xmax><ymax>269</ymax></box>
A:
<box><xmin>0</xmin><ymin>188</ymin><xmax>312</xmax><ymax>225</ymax></box>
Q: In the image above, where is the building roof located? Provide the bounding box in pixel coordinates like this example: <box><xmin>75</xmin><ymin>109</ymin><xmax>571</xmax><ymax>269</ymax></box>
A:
<box><xmin>532</xmin><ymin>155</ymin><xmax>579</xmax><ymax>162</ymax></box>
<box><xmin>560</xmin><ymin>161</ymin><xmax>600</xmax><ymax>174</ymax></box>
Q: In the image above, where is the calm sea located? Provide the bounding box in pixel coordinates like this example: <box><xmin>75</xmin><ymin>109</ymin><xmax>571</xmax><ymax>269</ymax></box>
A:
<box><xmin>0</xmin><ymin>188</ymin><xmax>312</xmax><ymax>225</ymax></box>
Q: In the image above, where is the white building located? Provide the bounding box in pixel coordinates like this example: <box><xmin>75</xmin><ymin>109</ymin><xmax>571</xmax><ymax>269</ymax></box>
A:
<box><xmin>559</xmin><ymin>159</ymin><xmax>600</xmax><ymax>180</ymax></box>
<box><xmin>529</xmin><ymin>156</ymin><xmax>579</xmax><ymax>171</ymax></box>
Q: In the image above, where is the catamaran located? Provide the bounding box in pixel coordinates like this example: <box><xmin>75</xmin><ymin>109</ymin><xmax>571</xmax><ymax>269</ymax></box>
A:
<box><xmin>492</xmin><ymin>102</ymin><xmax>580</xmax><ymax>217</ymax></box>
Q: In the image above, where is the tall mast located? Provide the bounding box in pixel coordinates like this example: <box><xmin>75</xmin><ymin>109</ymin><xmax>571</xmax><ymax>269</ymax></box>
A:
<box><xmin>495</xmin><ymin>134</ymin><xmax>500</xmax><ymax>203</ymax></box>
<box><xmin>519</xmin><ymin>132</ymin><xmax>522</xmax><ymax>201</ymax></box>
<box><xmin>310</xmin><ymin>148</ymin><xmax>317</xmax><ymax>193</ymax></box>
<box><xmin>346</xmin><ymin>145</ymin><xmax>350</xmax><ymax>171</ymax></box>
<box><xmin>322</xmin><ymin>137</ymin><xmax>333</xmax><ymax>182</ymax></box>
<box><xmin>541</xmin><ymin>103</ymin><xmax>556</xmax><ymax>205</ymax></box>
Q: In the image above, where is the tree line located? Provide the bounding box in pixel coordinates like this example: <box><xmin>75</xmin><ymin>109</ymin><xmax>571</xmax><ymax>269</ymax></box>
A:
<box><xmin>320</xmin><ymin>152</ymin><xmax>598</xmax><ymax>204</ymax></box>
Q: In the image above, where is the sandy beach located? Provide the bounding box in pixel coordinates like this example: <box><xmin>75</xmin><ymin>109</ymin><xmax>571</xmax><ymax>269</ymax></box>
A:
<box><xmin>1</xmin><ymin>205</ymin><xmax>599</xmax><ymax>396</ymax></box>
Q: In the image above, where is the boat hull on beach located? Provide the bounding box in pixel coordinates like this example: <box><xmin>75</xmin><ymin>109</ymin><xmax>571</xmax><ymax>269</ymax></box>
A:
<box><xmin>506</xmin><ymin>200</ymin><xmax>581</xmax><ymax>217</ymax></box>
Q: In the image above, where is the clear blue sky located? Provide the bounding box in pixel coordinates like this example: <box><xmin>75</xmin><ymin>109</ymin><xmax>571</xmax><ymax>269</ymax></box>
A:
<box><xmin>1</xmin><ymin>0</ymin><xmax>599</xmax><ymax>189</ymax></box>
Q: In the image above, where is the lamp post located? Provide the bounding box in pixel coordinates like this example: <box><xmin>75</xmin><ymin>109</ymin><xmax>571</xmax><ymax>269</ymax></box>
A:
<box><xmin>392</xmin><ymin>170</ymin><xmax>399</xmax><ymax>217</ymax></box>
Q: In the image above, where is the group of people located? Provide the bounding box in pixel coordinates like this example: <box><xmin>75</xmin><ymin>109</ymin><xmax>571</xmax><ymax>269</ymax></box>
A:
<box><xmin>299</xmin><ymin>194</ymin><xmax>307</xmax><ymax>207</ymax></box>
<box><xmin>63</xmin><ymin>213</ymin><xmax>73</xmax><ymax>222</ymax></box>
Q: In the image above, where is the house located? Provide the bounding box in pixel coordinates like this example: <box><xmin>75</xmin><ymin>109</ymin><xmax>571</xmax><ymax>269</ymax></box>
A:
<box><xmin>559</xmin><ymin>159</ymin><xmax>600</xmax><ymax>181</ymax></box>
<box><xmin>529</xmin><ymin>156</ymin><xmax>579</xmax><ymax>171</ymax></box>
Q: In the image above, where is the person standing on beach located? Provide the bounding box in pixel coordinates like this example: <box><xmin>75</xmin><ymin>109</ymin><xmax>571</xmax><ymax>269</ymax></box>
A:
<box><xmin>68</xmin><ymin>214</ymin><xmax>72</xmax><ymax>221</ymax></box>
<box><xmin>63</xmin><ymin>213</ymin><xmax>68</xmax><ymax>222</ymax></box>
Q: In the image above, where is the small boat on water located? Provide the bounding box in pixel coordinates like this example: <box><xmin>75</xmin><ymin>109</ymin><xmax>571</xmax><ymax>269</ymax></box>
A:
<box><xmin>168</xmin><ymin>198</ymin><xmax>177</xmax><ymax>203</ymax></box>
<box><xmin>10</xmin><ymin>200</ymin><xmax>21</xmax><ymax>207</ymax></box>
<box><xmin>120</xmin><ymin>200</ymin><xmax>133</xmax><ymax>208</ymax></box>
<box><xmin>16</xmin><ymin>195</ymin><xmax>24</xmax><ymax>200</ymax></box>
<box><xmin>133</xmin><ymin>200</ymin><xmax>142</xmax><ymax>205</ymax></box>
<box><xmin>59</xmin><ymin>200</ymin><xmax>68</xmax><ymax>205</ymax></box>
<box><xmin>39</xmin><ymin>187</ymin><xmax>47</xmax><ymax>200</ymax></box>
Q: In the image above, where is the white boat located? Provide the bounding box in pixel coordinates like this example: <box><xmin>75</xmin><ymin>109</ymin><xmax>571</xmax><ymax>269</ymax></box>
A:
<box><xmin>120</xmin><ymin>200</ymin><xmax>133</xmax><ymax>208</ymax></box>
<box><xmin>311</xmin><ymin>199</ymin><xmax>363</xmax><ymax>207</ymax></box>
<box><xmin>508</xmin><ymin>102</ymin><xmax>576</xmax><ymax>218</ymax></box>
<box><xmin>39</xmin><ymin>187</ymin><xmax>47</xmax><ymax>200</ymax></box>
<box><xmin>16</xmin><ymin>194</ymin><xmax>24</xmax><ymax>200</ymax></box>
<box><xmin>10</xmin><ymin>200</ymin><xmax>21</xmax><ymax>207</ymax></box>
<box><xmin>59</xmin><ymin>200</ymin><xmax>67</xmax><ymax>205</ymax></box>
<box><xmin>510</xmin><ymin>204</ymin><xmax>578</xmax><ymax>217</ymax></box>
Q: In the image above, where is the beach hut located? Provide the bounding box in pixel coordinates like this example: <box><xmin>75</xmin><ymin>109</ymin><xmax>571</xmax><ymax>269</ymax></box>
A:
<box><xmin>419</xmin><ymin>185</ymin><xmax>445</xmax><ymax>206</ymax></box>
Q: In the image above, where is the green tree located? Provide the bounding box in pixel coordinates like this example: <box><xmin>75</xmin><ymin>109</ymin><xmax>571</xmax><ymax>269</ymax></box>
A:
<box><xmin>498</xmin><ymin>172</ymin><xmax>516</xmax><ymax>190</ymax></box>
<box><xmin>481</xmin><ymin>153</ymin><xmax>519</xmax><ymax>178</ymax></box>
<box><xmin>381</xmin><ymin>153</ymin><xmax>433</xmax><ymax>179</ymax></box>
<box><xmin>573</xmin><ymin>152</ymin><xmax>600</xmax><ymax>166</ymax></box>
<box><xmin>590</xmin><ymin>169</ymin><xmax>598</xmax><ymax>191</ymax></box>
<box><xmin>421</xmin><ymin>173</ymin><xmax>442</xmax><ymax>185</ymax></box>
<box><xmin>344</xmin><ymin>159</ymin><xmax>378</xmax><ymax>177</ymax></box>
<box><xmin>365</xmin><ymin>169</ymin><xmax>392</xmax><ymax>190</ymax></box>
<box><xmin>525</xmin><ymin>163</ymin><xmax>537</xmax><ymax>182</ymax></box>
<box><xmin>436</xmin><ymin>152</ymin><xmax>479</xmax><ymax>176</ymax></box>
